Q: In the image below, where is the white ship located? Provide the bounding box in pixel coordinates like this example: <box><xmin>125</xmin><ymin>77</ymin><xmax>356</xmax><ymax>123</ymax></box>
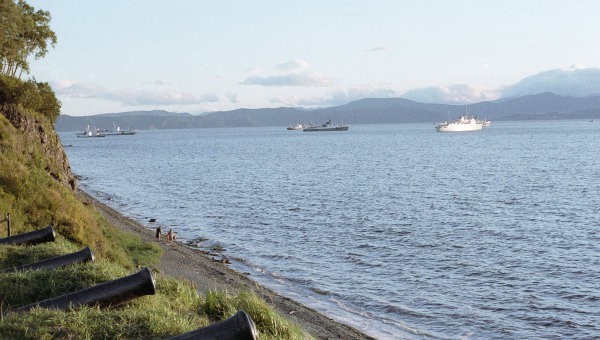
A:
<box><xmin>435</xmin><ymin>115</ymin><xmax>483</xmax><ymax>132</ymax></box>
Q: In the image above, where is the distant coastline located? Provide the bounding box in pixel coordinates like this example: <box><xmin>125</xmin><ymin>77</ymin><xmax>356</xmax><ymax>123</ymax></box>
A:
<box><xmin>54</xmin><ymin>92</ymin><xmax>600</xmax><ymax>132</ymax></box>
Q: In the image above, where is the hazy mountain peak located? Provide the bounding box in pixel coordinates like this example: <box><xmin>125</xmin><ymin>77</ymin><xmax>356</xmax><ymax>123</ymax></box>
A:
<box><xmin>502</xmin><ymin>67</ymin><xmax>600</xmax><ymax>98</ymax></box>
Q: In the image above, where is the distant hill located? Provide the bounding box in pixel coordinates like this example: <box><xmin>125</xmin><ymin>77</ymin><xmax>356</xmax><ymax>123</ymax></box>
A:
<box><xmin>468</xmin><ymin>92</ymin><xmax>600</xmax><ymax>119</ymax></box>
<box><xmin>54</xmin><ymin>93</ymin><xmax>600</xmax><ymax>131</ymax></box>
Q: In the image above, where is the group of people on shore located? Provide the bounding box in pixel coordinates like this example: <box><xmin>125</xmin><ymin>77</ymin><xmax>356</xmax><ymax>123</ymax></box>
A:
<box><xmin>155</xmin><ymin>225</ymin><xmax>176</xmax><ymax>244</ymax></box>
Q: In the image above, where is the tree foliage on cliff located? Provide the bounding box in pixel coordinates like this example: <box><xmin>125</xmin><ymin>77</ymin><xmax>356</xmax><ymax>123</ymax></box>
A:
<box><xmin>0</xmin><ymin>1</ymin><xmax>59</xmax><ymax>122</ymax></box>
<box><xmin>0</xmin><ymin>74</ymin><xmax>61</xmax><ymax>122</ymax></box>
<box><xmin>0</xmin><ymin>0</ymin><xmax>57</xmax><ymax>78</ymax></box>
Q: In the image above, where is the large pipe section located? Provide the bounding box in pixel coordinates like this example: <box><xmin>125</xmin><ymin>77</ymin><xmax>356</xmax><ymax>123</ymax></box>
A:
<box><xmin>0</xmin><ymin>225</ymin><xmax>55</xmax><ymax>246</ymax></box>
<box><xmin>168</xmin><ymin>310</ymin><xmax>258</xmax><ymax>340</ymax></box>
<box><xmin>16</xmin><ymin>267</ymin><xmax>155</xmax><ymax>312</ymax></box>
<box><xmin>1</xmin><ymin>246</ymin><xmax>94</xmax><ymax>273</ymax></box>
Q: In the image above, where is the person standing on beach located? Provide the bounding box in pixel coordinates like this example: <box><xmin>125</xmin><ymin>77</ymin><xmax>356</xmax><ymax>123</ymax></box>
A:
<box><xmin>167</xmin><ymin>228</ymin><xmax>173</xmax><ymax>244</ymax></box>
<box><xmin>155</xmin><ymin>225</ymin><xmax>162</xmax><ymax>241</ymax></box>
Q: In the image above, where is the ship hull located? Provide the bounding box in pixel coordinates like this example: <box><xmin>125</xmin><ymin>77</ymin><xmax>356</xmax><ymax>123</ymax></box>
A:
<box><xmin>303</xmin><ymin>126</ymin><xmax>349</xmax><ymax>132</ymax></box>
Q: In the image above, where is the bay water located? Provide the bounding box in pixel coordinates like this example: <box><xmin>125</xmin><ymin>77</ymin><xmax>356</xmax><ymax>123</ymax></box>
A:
<box><xmin>60</xmin><ymin>121</ymin><xmax>600</xmax><ymax>339</ymax></box>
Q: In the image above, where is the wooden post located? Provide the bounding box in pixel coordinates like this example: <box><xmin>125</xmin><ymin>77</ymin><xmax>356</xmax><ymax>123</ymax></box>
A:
<box><xmin>6</xmin><ymin>213</ymin><xmax>10</xmax><ymax>237</ymax></box>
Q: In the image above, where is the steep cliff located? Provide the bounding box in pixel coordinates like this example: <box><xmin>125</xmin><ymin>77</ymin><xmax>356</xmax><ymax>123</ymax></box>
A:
<box><xmin>0</xmin><ymin>100</ymin><xmax>155</xmax><ymax>261</ymax></box>
<box><xmin>1</xmin><ymin>103</ymin><xmax>75</xmax><ymax>190</ymax></box>
<box><xmin>0</xmin><ymin>102</ymin><xmax>83</xmax><ymax>237</ymax></box>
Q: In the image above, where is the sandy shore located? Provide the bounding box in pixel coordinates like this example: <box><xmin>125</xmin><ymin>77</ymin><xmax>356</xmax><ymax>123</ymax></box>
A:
<box><xmin>79</xmin><ymin>191</ymin><xmax>373</xmax><ymax>339</ymax></box>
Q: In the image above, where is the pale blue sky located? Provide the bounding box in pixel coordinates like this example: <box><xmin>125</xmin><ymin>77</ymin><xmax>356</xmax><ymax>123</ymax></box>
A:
<box><xmin>27</xmin><ymin>0</ymin><xmax>600</xmax><ymax>116</ymax></box>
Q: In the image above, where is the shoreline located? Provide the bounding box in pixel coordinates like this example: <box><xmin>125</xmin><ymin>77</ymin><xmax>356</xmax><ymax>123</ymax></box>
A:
<box><xmin>78</xmin><ymin>190</ymin><xmax>373</xmax><ymax>339</ymax></box>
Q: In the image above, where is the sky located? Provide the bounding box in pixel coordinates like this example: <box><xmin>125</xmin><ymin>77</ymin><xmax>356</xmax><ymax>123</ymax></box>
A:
<box><xmin>26</xmin><ymin>0</ymin><xmax>600</xmax><ymax>116</ymax></box>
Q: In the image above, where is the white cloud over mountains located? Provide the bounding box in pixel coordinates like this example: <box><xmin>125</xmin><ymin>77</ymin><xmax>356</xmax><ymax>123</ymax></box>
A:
<box><xmin>314</xmin><ymin>86</ymin><xmax>398</xmax><ymax>106</ymax></box>
<box><xmin>269</xmin><ymin>66</ymin><xmax>600</xmax><ymax>107</ymax></box>
<box><xmin>241</xmin><ymin>59</ymin><xmax>335</xmax><ymax>87</ymax></box>
<box><xmin>53</xmin><ymin>80</ymin><xmax>217</xmax><ymax>106</ymax></box>
<box><xmin>272</xmin><ymin>86</ymin><xmax>399</xmax><ymax>107</ymax></box>
<box><xmin>401</xmin><ymin>66</ymin><xmax>600</xmax><ymax>104</ymax></box>
<box><xmin>401</xmin><ymin>84</ymin><xmax>498</xmax><ymax>104</ymax></box>
<box><xmin>241</xmin><ymin>72</ymin><xmax>334</xmax><ymax>87</ymax></box>
<box><xmin>501</xmin><ymin>65</ymin><xmax>600</xmax><ymax>98</ymax></box>
<box><xmin>53</xmin><ymin>65</ymin><xmax>600</xmax><ymax>113</ymax></box>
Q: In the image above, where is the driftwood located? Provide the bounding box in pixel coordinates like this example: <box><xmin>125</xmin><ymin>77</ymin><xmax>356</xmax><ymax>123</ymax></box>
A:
<box><xmin>1</xmin><ymin>247</ymin><xmax>94</xmax><ymax>273</ymax></box>
<box><xmin>0</xmin><ymin>225</ymin><xmax>55</xmax><ymax>246</ymax></box>
<box><xmin>16</xmin><ymin>267</ymin><xmax>155</xmax><ymax>312</ymax></box>
<box><xmin>169</xmin><ymin>310</ymin><xmax>258</xmax><ymax>340</ymax></box>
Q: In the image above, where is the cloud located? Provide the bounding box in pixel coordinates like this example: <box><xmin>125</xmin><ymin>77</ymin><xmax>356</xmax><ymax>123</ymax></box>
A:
<box><xmin>53</xmin><ymin>80</ymin><xmax>107</xmax><ymax>98</ymax></box>
<box><xmin>367</xmin><ymin>46</ymin><xmax>388</xmax><ymax>52</ymax></box>
<box><xmin>109</xmin><ymin>89</ymin><xmax>212</xmax><ymax>106</ymax></box>
<box><xmin>271</xmin><ymin>86</ymin><xmax>399</xmax><ymax>107</ymax></box>
<box><xmin>397</xmin><ymin>66</ymin><xmax>600</xmax><ymax>104</ymax></box>
<box><xmin>501</xmin><ymin>66</ymin><xmax>600</xmax><ymax>98</ymax></box>
<box><xmin>276</xmin><ymin>59</ymin><xmax>309</xmax><ymax>72</ymax></box>
<box><xmin>241</xmin><ymin>60</ymin><xmax>335</xmax><ymax>87</ymax></box>
<box><xmin>401</xmin><ymin>84</ymin><xmax>499</xmax><ymax>104</ymax></box>
<box><xmin>53</xmin><ymin>80</ymin><xmax>217</xmax><ymax>106</ymax></box>
<box><xmin>146</xmin><ymin>80</ymin><xmax>170</xmax><ymax>86</ymax></box>
<box><xmin>198</xmin><ymin>93</ymin><xmax>219</xmax><ymax>103</ymax></box>
<box><xmin>241</xmin><ymin>71</ymin><xmax>334</xmax><ymax>87</ymax></box>
<box><xmin>269</xmin><ymin>95</ymin><xmax>303</xmax><ymax>106</ymax></box>
<box><xmin>225</xmin><ymin>92</ymin><xmax>238</xmax><ymax>103</ymax></box>
<box><xmin>322</xmin><ymin>87</ymin><xmax>398</xmax><ymax>105</ymax></box>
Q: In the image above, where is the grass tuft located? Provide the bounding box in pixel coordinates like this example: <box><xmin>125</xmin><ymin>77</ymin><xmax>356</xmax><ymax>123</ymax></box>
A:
<box><xmin>204</xmin><ymin>290</ymin><xmax>312</xmax><ymax>340</ymax></box>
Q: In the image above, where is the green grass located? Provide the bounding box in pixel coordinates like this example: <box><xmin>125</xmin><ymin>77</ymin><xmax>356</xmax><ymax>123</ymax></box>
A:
<box><xmin>0</xmin><ymin>272</ymin><xmax>209</xmax><ymax>339</ymax></box>
<box><xmin>0</xmin><ymin>251</ymin><xmax>310</xmax><ymax>339</ymax></box>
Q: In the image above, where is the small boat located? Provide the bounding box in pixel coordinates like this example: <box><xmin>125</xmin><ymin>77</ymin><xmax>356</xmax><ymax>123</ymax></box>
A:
<box><xmin>303</xmin><ymin>120</ymin><xmax>349</xmax><ymax>132</ymax></box>
<box><xmin>287</xmin><ymin>123</ymin><xmax>304</xmax><ymax>130</ymax></box>
<box><xmin>435</xmin><ymin>115</ymin><xmax>483</xmax><ymax>132</ymax></box>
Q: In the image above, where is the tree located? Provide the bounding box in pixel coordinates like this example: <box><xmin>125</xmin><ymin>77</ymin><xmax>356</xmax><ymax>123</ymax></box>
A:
<box><xmin>0</xmin><ymin>0</ymin><xmax>57</xmax><ymax>78</ymax></box>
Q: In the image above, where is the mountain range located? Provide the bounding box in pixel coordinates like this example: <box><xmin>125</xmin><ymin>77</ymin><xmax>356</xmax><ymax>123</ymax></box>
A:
<box><xmin>54</xmin><ymin>92</ymin><xmax>600</xmax><ymax>132</ymax></box>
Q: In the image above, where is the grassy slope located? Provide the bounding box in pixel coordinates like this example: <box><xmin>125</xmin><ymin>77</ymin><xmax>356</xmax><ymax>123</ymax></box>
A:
<box><xmin>0</xmin><ymin>106</ymin><xmax>308</xmax><ymax>339</ymax></box>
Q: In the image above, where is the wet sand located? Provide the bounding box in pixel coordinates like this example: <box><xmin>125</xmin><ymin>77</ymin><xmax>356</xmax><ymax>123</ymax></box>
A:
<box><xmin>79</xmin><ymin>191</ymin><xmax>373</xmax><ymax>339</ymax></box>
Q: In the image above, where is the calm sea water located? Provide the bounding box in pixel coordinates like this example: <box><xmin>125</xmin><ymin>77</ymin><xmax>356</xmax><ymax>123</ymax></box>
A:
<box><xmin>60</xmin><ymin>121</ymin><xmax>600</xmax><ymax>339</ymax></box>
